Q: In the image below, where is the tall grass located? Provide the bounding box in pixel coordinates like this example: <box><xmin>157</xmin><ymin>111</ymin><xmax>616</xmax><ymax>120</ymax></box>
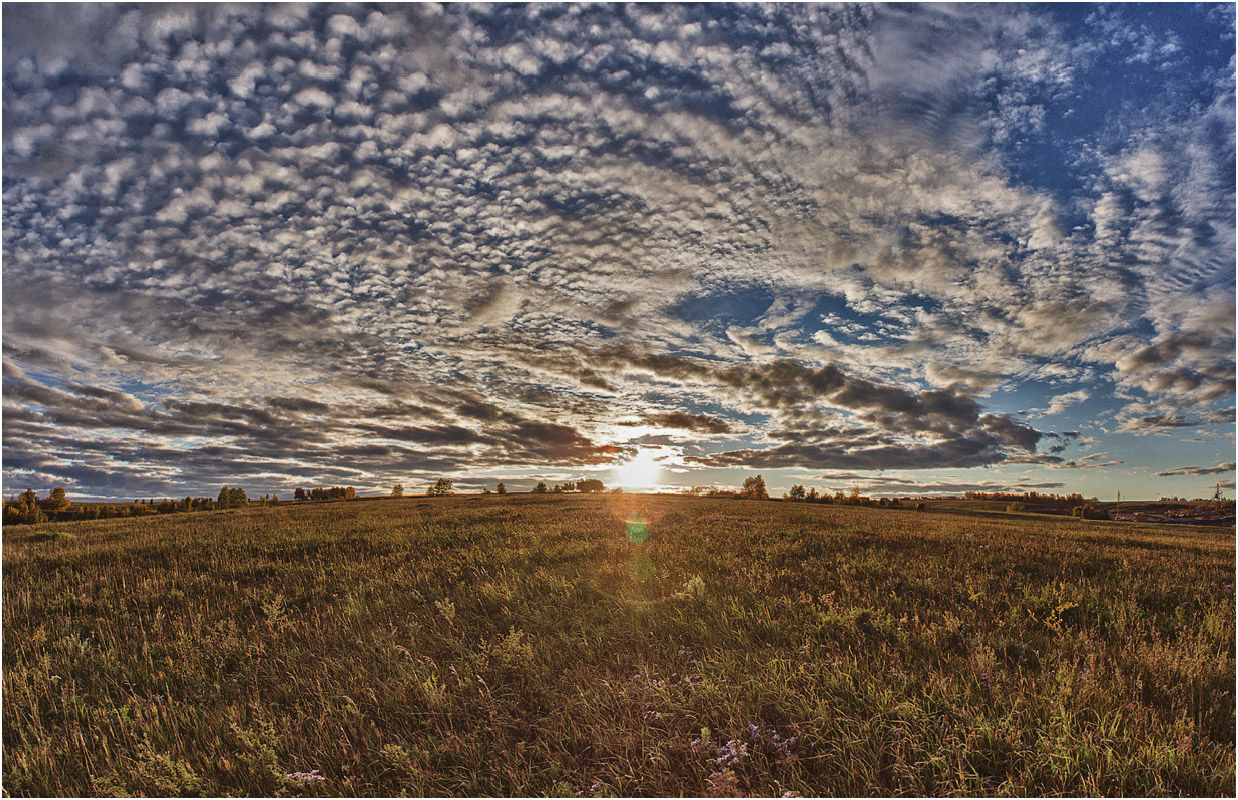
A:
<box><xmin>4</xmin><ymin>495</ymin><xmax>1233</xmax><ymax>796</ymax></box>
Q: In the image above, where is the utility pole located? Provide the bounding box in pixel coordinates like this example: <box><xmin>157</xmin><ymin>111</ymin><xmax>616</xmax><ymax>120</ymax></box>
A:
<box><xmin>1116</xmin><ymin>489</ymin><xmax>1120</xmax><ymax>519</ymax></box>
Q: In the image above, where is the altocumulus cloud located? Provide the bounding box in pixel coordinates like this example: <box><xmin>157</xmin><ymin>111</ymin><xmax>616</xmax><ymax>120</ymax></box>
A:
<box><xmin>2</xmin><ymin>4</ymin><xmax>1233</xmax><ymax>497</ymax></box>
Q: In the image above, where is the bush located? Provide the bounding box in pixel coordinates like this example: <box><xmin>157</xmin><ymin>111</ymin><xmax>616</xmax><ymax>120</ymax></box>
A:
<box><xmin>1072</xmin><ymin>505</ymin><xmax>1111</xmax><ymax>520</ymax></box>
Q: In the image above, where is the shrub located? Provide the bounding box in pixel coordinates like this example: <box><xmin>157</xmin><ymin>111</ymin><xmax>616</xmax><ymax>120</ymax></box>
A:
<box><xmin>1072</xmin><ymin>505</ymin><xmax>1111</xmax><ymax>520</ymax></box>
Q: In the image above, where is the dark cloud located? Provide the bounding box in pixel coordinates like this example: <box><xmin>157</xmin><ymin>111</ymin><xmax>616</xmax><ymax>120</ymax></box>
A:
<box><xmin>1118</xmin><ymin>409</ymin><xmax>1235</xmax><ymax>433</ymax></box>
<box><xmin>687</xmin><ymin>434</ymin><xmax>1017</xmax><ymax>471</ymax></box>
<box><xmin>635</xmin><ymin>412</ymin><xmax>736</xmax><ymax>434</ymax></box>
<box><xmin>595</xmin><ymin>349</ymin><xmax>1042</xmax><ymax>468</ymax></box>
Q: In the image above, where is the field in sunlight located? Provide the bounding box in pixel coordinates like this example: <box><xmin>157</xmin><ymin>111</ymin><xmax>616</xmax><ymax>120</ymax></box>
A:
<box><xmin>4</xmin><ymin>494</ymin><xmax>1234</xmax><ymax>796</ymax></box>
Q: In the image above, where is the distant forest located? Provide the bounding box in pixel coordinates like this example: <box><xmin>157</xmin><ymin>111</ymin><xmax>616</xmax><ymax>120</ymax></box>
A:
<box><xmin>6</xmin><ymin>475</ymin><xmax>1216</xmax><ymax>528</ymax></box>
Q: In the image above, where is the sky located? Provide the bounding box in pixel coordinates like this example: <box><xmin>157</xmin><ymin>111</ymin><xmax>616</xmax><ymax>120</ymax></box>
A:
<box><xmin>2</xmin><ymin>3</ymin><xmax>1234</xmax><ymax>501</ymax></box>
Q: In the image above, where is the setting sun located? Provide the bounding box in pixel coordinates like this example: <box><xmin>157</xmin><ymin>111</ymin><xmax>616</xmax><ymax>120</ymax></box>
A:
<box><xmin>613</xmin><ymin>449</ymin><xmax>662</xmax><ymax>489</ymax></box>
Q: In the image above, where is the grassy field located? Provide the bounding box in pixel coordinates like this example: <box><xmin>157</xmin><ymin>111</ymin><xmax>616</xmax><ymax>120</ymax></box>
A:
<box><xmin>3</xmin><ymin>494</ymin><xmax>1234</xmax><ymax>796</ymax></box>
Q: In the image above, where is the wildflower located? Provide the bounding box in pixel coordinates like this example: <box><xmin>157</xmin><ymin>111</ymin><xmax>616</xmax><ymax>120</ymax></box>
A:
<box><xmin>285</xmin><ymin>770</ymin><xmax>326</xmax><ymax>790</ymax></box>
<box><xmin>714</xmin><ymin>739</ymin><xmax>749</xmax><ymax>767</ymax></box>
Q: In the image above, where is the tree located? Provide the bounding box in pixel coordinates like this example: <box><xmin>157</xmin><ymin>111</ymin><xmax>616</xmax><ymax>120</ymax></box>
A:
<box><xmin>496</xmin><ymin>482</ymin><xmax>507</xmax><ymax>495</ymax></box>
<box><xmin>786</xmin><ymin>485</ymin><xmax>806</xmax><ymax>501</ymax></box>
<box><xmin>294</xmin><ymin>487</ymin><xmax>307</xmax><ymax>502</ymax></box>
<box><xmin>428</xmin><ymin>478</ymin><xmax>453</xmax><ymax>497</ymax></box>
<box><xmin>391</xmin><ymin>484</ymin><xmax>404</xmax><ymax>498</ymax></box>
<box><xmin>532</xmin><ymin>481</ymin><xmax>548</xmax><ymax>494</ymax></box>
<box><xmin>4</xmin><ymin>489</ymin><xmax>46</xmax><ymax>525</ymax></box>
<box><xmin>38</xmin><ymin>486</ymin><xmax>70</xmax><ymax>512</ymax></box>
<box><xmin>218</xmin><ymin>486</ymin><xmax>247</xmax><ymax>509</ymax></box>
<box><xmin>806</xmin><ymin>487</ymin><xmax>820</xmax><ymax>502</ymax></box>
<box><xmin>740</xmin><ymin>475</ymin><xmax>769</xmax><ymax>500</ymax></box>
<box><xmin>576</xmin><ymin>478</ymin><xmax>605</xmax><ymax>493</ymax></box>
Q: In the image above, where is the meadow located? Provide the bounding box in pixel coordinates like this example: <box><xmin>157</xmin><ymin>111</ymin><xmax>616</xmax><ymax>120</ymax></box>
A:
<box><xmin>3</xmin><ymin>494</ymin><xmax>1234</xmax><ymax>797</ymax></box>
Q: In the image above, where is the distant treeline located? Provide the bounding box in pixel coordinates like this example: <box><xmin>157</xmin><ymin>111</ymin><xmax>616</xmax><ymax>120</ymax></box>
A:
<box><xmin>964</xmin><ymin>490</ymin><xmax>1092</xmax><ymax>507</ymax></box>
<box><xmin>685</xmin><ymin>476</ymin><xmax>917</xmax><ymax>507</ymax></box>
<box><xmin>530</xmin><ymin>479</ymin><xmax>606</xmax><ymax>494</ymax></box>
<box><xmin>681</xmin><ymin>480</ymin><xmax>1105</xmax><ymax>512</ymax></box>
<box><xmin>293</xmin><ymin>486</ymin><xmax>357</xmax><ymax>501</ymax></box>
<box><xmin>3</xmin><ymin>486</ymin><xmax>264</xmax><ymax>526</ymax></box>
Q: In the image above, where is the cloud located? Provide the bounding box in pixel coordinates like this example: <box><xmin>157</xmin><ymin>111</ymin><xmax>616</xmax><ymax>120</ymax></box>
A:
<box><xmin>593</xmin><ymin>349</ymin><xmax>1042</xmax><ymax>459</ymax></box>
<box><xmin>1154</xmin><ymin>461</ymin><xmax>1236</xmax><ymax>477</ymax></box>
<box><xmin>1</xmin><ymin>4</ymin><xmax>1232</xmax><ymax>496</ymax></box>
<box><xmin>634</xmin><ymin>412</ymin><xmax>736</xmax><ymax>435</ymax></box>
<box><xmin>1117</xmin><ymin>408</ymin><xmax>1234</xmax><ymax>433</ymax></box>
<box><xmin>1043</xmin><ymin>389</ymin><xmax>1090</xmax><ymax>416</ymax></box>
<box><xmin>923</xmin><ymin>362</ymin><xmax>1004</xmax><ymax>395</ymax></box>
<box><xmin>807</xmin><ymin>472</ymin><xmax>1069</xmax><ymax>497</ymax></box>
<box><xmin>686</xmin><ymin>435</ymin><xmax>1023</xmax><ymax>471</ymax></box>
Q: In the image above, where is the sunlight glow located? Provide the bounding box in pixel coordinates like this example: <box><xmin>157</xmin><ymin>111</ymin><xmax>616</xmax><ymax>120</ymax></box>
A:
<box><xmin>613</xmin><ymin>449</ymin><xmax>662</xmax><ymax>489</ymax></box>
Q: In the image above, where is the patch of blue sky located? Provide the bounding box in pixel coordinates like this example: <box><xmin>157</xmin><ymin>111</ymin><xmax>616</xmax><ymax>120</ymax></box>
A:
<box><xmin>635</xmin><ymin>392</ymin><xmax>767</xmax><ymax>428</ymax></box>
<box><xmin>979</xmin><ymin>380</ymin><xmax>1078</xmax><ymax>420</ymax></box>
<box><xmin>810</xmin><ymin>292</ymin><xmax>939</xmax><ymax>333</ymax></box>
<box><xmin>669</xmin><ymin>286</ymin><xmax>775</xmax><ymax>328</ymax></box>
<box><xmin>669</xmin><ymin>284</ymin><xmax>916</xmax><ymax>350</ymax></box>
<box><xmin>992</xmin><ymin>5</ymin><xmax>1233</xmax><ymax>214</ymax></box>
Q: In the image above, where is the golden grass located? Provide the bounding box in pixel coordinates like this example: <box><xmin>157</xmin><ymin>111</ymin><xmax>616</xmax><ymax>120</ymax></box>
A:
<box><xmin>3</xmin><ymin>494</ymin><xmax>1233</xmax><ymax>796</ymax></box>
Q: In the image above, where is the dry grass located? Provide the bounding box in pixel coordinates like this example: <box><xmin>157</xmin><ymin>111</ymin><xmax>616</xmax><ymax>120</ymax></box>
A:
<box><xmin>3</xmin><ymin>494</ymin><xmax>1233</xmax><ymax>796</ymax></box>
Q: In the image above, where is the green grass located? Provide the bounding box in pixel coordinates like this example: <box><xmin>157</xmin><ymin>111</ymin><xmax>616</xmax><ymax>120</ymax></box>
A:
<box><xmin>4</xmin><ymin>494</ymin><xmax>1234</xmax><ymax>796</ymax></box>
